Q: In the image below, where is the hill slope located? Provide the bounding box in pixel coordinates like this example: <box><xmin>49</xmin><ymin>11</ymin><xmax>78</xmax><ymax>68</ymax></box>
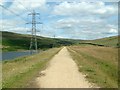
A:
<box><xmin>2</xmin><ymin>31</ymin><xmax>79</xmax><ymax>51</ymax></box>
<box><xmin>1</xmin><ymin>31</ymin><xmax>119</xmax><ymax>51</ymax></box>
<box><xmin>90</xmin><ymin>36</ymin><xmax>119</xmax><ymax>47</ymax></box>
<box><xmin>79</xmin><ymin>36</ymin><xmax>119</xmax><ymax>47</ymax></box>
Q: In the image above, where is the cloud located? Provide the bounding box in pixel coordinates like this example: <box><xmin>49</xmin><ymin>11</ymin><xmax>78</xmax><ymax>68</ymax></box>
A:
<box><xmin>0</xmin><ymin>0</ymin><xmax>4</xmax><ymax>5</ymax></box>
<box><xmin>0</xmin><ymin>19</ymin><xmax>27</xmax><ymax>34</ymax></box>
<box><xmin>50</xmin><ymin>1</ymin><xmax>118</xmax><ymax>39</ymax></box>
<box><xmin>2</xmin><ymin>0</ymin><xmax>47</xmax><ymax>16</ymax></box>
<box><xmin>2</xmin><ymin>26</ymin><xmax>29</xmax><ymax>34</ymax></box>
<box><xmin>54</xmin><ymin>18</ymin><xmax>78</xmax><ymax>29</ymax></box>
<box><xmin>1</xmin><ymin>0</ymin><xmax>47</xmax><ymax>33</ymax></box>
<box><xmin>52</xmin><ymin>1</ymin><xmax>117</xmax><ymax>17</ymax></box>
<box><xmin>54</xmin><ymin>17</ymin><xmax>104</xmax><ymax>30</ymax></box>
<box><xmin>1</xmin><ymin>1</ymin><xmax>118</xmax><ymax>40</ymax></box>
<box><xmin>52</xmin><ymin>17</ymin><xmax>118</xmax><ymax>39</ymax></box>
<box><xmin>46</xmin><ymin>0</ymin><xmax>119</xmax><ymax>2</ymax></box>
<box><xmin>13</xmin><ymin>0</ymin><xmax>46</xmax><ymax>10</ymax></box>
<box><xmin>109</xmin><ymin>28</ymin><xmax>117</xmax><ymax>33</ymax></box>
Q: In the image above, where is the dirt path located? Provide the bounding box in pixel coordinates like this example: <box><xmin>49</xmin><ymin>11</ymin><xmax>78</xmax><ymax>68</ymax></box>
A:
<box><xmin>36</xmin><ymin>47</ymin><xmax>93</xmax><ymax>88</ymax></box>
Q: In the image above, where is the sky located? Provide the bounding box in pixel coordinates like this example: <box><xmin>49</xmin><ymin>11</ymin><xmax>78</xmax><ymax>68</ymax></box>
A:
<box><xmin>0</xmin><ymin>0</ymin><xmax>119</xmax><ymax>40</ymax></box>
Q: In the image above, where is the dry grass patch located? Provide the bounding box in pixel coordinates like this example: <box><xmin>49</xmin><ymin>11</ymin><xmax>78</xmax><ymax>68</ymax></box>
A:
<box><xmin>68</xmin><ymin>46</ymin><xmax>118</xmax><ymax>88</ymax></box>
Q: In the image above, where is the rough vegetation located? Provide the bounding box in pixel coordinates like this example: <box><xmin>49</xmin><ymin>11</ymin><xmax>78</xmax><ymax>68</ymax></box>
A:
<box><xmin>68</xmin><ymin>46</ymin><xmax>118</xmax><ymax>88</ymax></box>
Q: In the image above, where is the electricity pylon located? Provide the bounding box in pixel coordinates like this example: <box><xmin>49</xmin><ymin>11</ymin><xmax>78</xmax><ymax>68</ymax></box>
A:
<box><xmin>27</xmin><ymin>10</ymin><xmax>42</xmax><ymax>54</ymax></box>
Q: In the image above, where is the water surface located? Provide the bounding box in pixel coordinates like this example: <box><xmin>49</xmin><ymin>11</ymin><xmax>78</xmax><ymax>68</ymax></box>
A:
<box><xmin>2</xmin><ymin>51</ymin><xmax>31</xmax><ymax>61</ymax></box>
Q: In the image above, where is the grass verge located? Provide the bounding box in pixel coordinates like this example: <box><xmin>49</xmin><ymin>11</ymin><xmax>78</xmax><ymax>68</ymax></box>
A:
<box><xmin>2</xmin><ymin>47</ymin><xmax>61</xmax><ymax>88</ymax></box>
<box><xmin>68</xmin><ymin>46</ymin><xmax>118</xmax><ymax>88</ymax></box>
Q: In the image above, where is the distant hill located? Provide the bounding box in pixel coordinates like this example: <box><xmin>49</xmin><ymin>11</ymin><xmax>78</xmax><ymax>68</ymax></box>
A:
<box><xmin>79</xmin><ymin>36</ymin><xmax>119</xmax><ymax>47</ymax></box>
<box><xmin>1</xmin><ymin>31</ymin><xmax>119</xmax><ymax>51</ymax></box>
<box><xmin>1</xmin><ymin>31</ymin><xmax>80</xmax><ymax>51</ymax></box>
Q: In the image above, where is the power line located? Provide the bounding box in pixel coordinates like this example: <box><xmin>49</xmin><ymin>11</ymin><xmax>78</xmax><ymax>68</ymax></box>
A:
<box><xmin>17</xmin><ymin>1</ymin><xmax>32</xmax><ymax>13</ymax></box>
<box><xmin>0</xmin><ymin>4</ymin><xmax>27</xmax><ymax>22</ymax></box>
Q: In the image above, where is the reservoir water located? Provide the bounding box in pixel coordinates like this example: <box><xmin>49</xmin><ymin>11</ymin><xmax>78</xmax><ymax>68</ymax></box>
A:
<box><xmin>1</xmin><ymin>51</ymin><xmax>32</xmax><ymax>61</ymax></box>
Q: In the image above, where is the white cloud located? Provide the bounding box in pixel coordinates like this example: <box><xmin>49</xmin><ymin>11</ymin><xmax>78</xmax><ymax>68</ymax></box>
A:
<box><xmin>109</xmin><ymin>28</ymin><xmax>117</xmax><ymax>33</ymax></box>
<box><xmin>53</xmin><ymin>1</ymin><xmax>117</xmax><ymax>17</ymax></box>
<box><xmin>0</xmin><ymin>0</ymin><xmax>4</xmax><ymax>5</ymax></box>
<box><xmin>2</xmin><ymin>0</ymin><xmax>47</xmax><ymax>16</ymax></box>
<box><xmin>1</xmin><ymin>1</ymin><xmax>118</xmax><ymax>40</ymax></box>
<box><xmin>2</xmin><ymin>26</ymin><xmax>29</xmax><ymax>34</ymax></box>
<box><xmin>0</xmin><ymin>19</ymin><xmax>27</xmax><ymax>34</ymax></box>
<box><xmin>54</xmin><ymin>17</ymin><xmax>104</xmax><ymax>29</ymax></box>
<box><xmin>14</xmin><ymin>0</ymin><xmax>46</xmax><ymax>10</ymax></box>
<box><xmin>50</xmin><ymin>1</ymin><xmax>118</xmax><ymax>39</ymax></box>
<box><xmin>47</xmin><ymin>0</ymin><xmax>119</xmax><ymax>2</ymax></box>
<box><xmin>52</xmin><ymin>17</ymin><xmax>118</xmax><ymax>39</ymax></box>
<box><xmin>54</xmin><ymin>18</ymin><xmax>79</xmax><ymax>29</ymax></box>
<box><xmin>1</xmin><ymin>0</ymin><xmax>48</xmax><ymax>36</ymax></box>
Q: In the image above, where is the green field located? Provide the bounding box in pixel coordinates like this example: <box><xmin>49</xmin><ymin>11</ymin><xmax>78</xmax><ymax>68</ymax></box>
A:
<box><xmin>68</xmin><ymin>46</ymin><xmax>118</xmax><ymax>88</ymax></box>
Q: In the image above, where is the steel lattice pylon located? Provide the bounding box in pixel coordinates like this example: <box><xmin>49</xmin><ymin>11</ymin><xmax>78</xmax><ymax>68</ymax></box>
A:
<box><xmin>27</xmin><ymin>10</ymin><xmax>42</xmax><ymax>54</ymax></box>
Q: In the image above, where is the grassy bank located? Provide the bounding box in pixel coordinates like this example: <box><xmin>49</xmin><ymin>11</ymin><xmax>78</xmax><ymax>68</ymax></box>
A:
<box><xmin>2</xmin><ymin>47</ymin><xmax>61</xmax><ymax>88</ymax></box>
<box><xmin>68</xmin><ymin>46</ymin><xmax>118</xmax><ymax>88</ymax></box>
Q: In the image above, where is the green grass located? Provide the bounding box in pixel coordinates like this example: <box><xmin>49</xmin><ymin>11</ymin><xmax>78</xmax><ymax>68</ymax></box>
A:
<box><xmin>2</xmin><ymin>31</ymin><xmax>119</xmax><ymax>52</ymax></box>
<box><xmin>80</xmin><ymin>36</ymin><xmax>119</xmax><ymax>47</ymax></box>
<box><xmin>2</xmin><ymin>31</ymin><xmax>79</xmax><ymax>52</ymax></box>
<box><xmin>68</xmin><ymin>46</ymin><xmax>118</xmax><ymax>88</ymax></box>
<box><xmin>2</xmin><ymin>47</ymin><xmax>61</xmax><ymax>88</ymax></box>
